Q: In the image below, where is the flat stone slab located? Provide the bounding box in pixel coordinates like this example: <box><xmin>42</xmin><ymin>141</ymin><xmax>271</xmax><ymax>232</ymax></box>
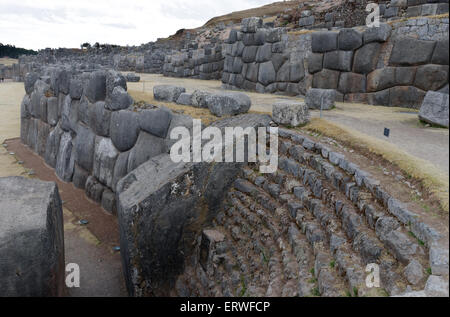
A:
<box><xmin>0</xmin><ymin>177</ymin><xmax>65</xmax><ymax>296</ymax></box>
<box><xmin>272</xmin><ymin>101</ymin><xmax>310</xmax><ymax>127</ymax></box>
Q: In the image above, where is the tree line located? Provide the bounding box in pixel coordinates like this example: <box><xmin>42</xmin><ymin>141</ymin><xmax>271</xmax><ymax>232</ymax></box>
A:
<box><xmin>0</xmin><ymin>44</ymin><xmax>37</xmax><ymax>59</ymax></box>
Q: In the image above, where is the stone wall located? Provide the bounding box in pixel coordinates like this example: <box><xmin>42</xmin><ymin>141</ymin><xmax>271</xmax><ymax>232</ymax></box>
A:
<box><xmin>20</xmin><ymin>66</ymin><xmax>194</xmax><ymax>214</ymax></box>
<box><xmin>171</xmin><ymin>128</ymin><xmax>449</xmax><ymax>297</ymax></box>
<box><xmin>162</xmin><ymin>44</ymin><xmax>224</xmax><ymax>80</ymax></box>
<box><xmin>0</xmin><ymin>62</ymin><xmax>28</xmax><ymax>81</ymax></box>
<box><xmin>382</xmin><ymin>0</ymin><xmax>449</xmax><ymax>20</ymax></box>
<box><xmin>222</xmin><ymin>16</ymin><xmax>449</xmax><ymax>108</ymax></box>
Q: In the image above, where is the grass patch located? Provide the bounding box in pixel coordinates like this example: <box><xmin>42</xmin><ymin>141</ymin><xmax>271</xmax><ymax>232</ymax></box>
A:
<box><xmin>408</xmin><ymin>230</ymin><xmax>426</xmax><ymax>246</ymax></box>
<box><xmin>308</xmin><ymin>277</ymin><xmax>317</xmax><ymax>284</ymax></box>
<box><xmin>301</xmin><ymin>118</ymin><xmax>449</xmax><ymax>213</ymax></box>
<box><xmin>128</xmin><ymin>89</ymin><xmax>219</xmax><ymax>126</ymax></box>
<box><xmin>311</xmin><ymin>287</ymin><xmax>320</xmax><ymax>297</ymax></box>
<box><xmin>387</xmin><ymin>13</ymin><xmax>449</xmax><ymax>25</ymax></box>
<box><xmin>330</xmin><ymin>260</ymin><xmax>336</xmax><ymax>268</ymax></box>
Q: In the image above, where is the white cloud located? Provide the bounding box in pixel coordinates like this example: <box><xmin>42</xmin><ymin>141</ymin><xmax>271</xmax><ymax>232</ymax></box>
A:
<box><xmin>0</xmin><ymin>0</ymin><xmax>275</xmax><ymax>50</ymax></box>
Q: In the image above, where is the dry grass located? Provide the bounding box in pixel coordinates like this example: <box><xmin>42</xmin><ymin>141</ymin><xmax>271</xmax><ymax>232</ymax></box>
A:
<box><xmin>0</xmin><ymin>57</ymin><xmax>18</xmax><ymax>66</ymax></box>
<box><xmin>128</xmin><ymin>90</ymin><xmax>220</xmax><ymax>125</ymax></box>
<box><xmin>203</xmin><ymin>0</ymin><xmax>301</xmax><ymax>27</ymax></box>
<box><xmin>302</xmin><ymin>118</ymin><xmax>449</xmax><ymax>212</ymax></box>
<box><xmin>387</xmin><ymin>13</ymin><xmax>449</xmax><ymax>25</ymax></box>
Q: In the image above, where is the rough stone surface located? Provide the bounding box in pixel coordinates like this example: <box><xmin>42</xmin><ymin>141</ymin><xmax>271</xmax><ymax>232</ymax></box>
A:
<box><xmin>0</xmin><ymin>177</ymin><xmax>64</xmax><ymax>296</ymax></box>
<box><xmin>107</xmin><ymin>86</ymin><xmax>133</xmax><ymax>111</ymax></box>
<box><xmin>55</xmin><ymin>132</ymin><xmax>74</xmax><ymax>182</ymax></box>
<box><xmin>305</xmin><ymin>88</ymin><xmax>336</xmax><ymax>110</ymax></box>
<box><xmin>176</xmin><ymin>93</ymin><xmax>193</xmax><ymax>106</ymax></box>
<box><xmin>425</xmin><ymin>275</ymin><xmax>449</xmax><ymax>297</ymax></box>
<box><xmin>191</xmin><ymin>90</ymin><xmax>211</xmax><ymax>108</ymax></box>
<box><xmin>116</xmin><ymin>114</ymin><xmax>271</xmax><ymax>296</ymax></box>
<box><xmin>206</xmin><ymin>92</ymin><xmax>251</xmax><ymax>117</ymax></box>
<box><xmin>414</xmin><ymin>64</ymin><xmax>449</xmax><ymax>91</ymax></box>
<box><xmin>272</xmin><ymin>101</ymin><xmax>310</xmax><ymax>126</ymax></box>
<box><xmin>418</xmin><ymin>91</ymin><xmax>449</xmax><ymax>128</ymax></box>
<box><xmin>93</xmin><ymin>137</ymin><xmax>119</xmax><ymax>188</ymax></box>
<box><xmin>153</xmin><ymin>85</ymin><xmax>186</xmax><ymax>102</ymax></box>
<box><xmin>127</xmin><ymin>131</ymin><xmax>168</xmax><ymax>172</ymax></box>
<box><xmin>84</xmin><ymin>70</ymin><xmax>107</xmax><ymax>103</ymax></box>
<box><xmin>353</xmin><ymin>42</ymin><xmax>382</xmax><ymax>74</ymax></box>
<box><xmin>363</xmin><ymin>23</ymin><xmax>392</xmax><ymax>43</ymax></box>
<box><xmin>138</xmin><ymin>107</ymin><xmax>173</xmax><ymax>138</ymax></box>
<box><xmin>338</xmin><ymin>28</ymin><xmax>363</xmax><ymax>50</ymax></box>
<box><xmin>390</xmin><ymin>37</ymin><xmax>436</xmax><ymax>66</ymax></box>
<box><xmin>312</xmin><ymin>32</ymin><xmax>338</xmax><ymax>53</ymax></box>
<box><xmin>404</xmin><ymin>260</ymin><xmax>425</xmax><ymax>285</ymax></box>
<box><xmin>110</xmin><ymin>110</ymin><xmax>140</xmax><ymax>152</ymax></box>
<box><xmin>323</xmin><ymin>50</ymin><xmax>354</xmax><ymax>72</ymax></box>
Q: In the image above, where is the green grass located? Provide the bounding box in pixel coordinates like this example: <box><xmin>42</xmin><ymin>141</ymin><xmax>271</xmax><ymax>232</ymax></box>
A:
<box><xmin>239</xmin><ymin>276</ymin><xmax>248</xmax><ymax>297</ymax></box>
<box><xmin>311</xmin><ymin>287</ymin><xmax>320</xmax><ymax>297</ymax></box>
<box><xmin>308</xmin><ymin>277</ymin><xmax>317</xmax><ymax>284</ymax></box>
<box><xmin>408</xmin><ymin>231</ymin><xmax>426</xmax><ymax>246</ymax></box>
<box><xmin>330</xmin><ymin>260</ymin><xmax>336</xmax><ymax>268</ymax></box>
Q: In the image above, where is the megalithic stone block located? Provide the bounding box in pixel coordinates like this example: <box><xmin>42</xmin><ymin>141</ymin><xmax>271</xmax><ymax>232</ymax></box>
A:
<box><xmin>0</xmin><ymin>177</ymin><xmax>65</xmax><ymax>296</ymax></box>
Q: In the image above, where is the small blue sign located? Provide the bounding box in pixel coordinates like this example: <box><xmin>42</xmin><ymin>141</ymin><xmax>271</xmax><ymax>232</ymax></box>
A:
<box><xmin>384</xmin><ymin>128</ymin><xmax>390</xmax><ymax>138</ymax></box>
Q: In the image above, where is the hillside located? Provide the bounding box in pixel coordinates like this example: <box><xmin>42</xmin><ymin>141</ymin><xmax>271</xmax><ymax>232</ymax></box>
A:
<box><xmin>0</xmin><ymin>44</ymin><xmax>37</xmax><ymax>59</ymax></box>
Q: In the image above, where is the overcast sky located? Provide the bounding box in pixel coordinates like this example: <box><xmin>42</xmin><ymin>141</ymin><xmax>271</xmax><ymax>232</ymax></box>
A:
<box><xmin>0</xmin><ymin>0</ymin><xmax>276</xmax><ymax>50</ymax></box>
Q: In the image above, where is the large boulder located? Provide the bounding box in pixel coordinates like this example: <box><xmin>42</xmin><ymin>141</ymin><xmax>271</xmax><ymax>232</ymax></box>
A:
<box><xmin>305</xmin><ymin>88</ymin><xmax>336</xmax><ymax>110</ymax></box>
<box><xmin>191</xmin><ymin>90</ymin><xmax>211</xmax><ymax>108</ymax></box>
<box><xmin>272</xmin><ymin>101</ymin><xmax>310</xmax><ymax>126</ymax></box>
<box><xmin>125</xmin><ymin>73</ymin><xmax>140</xmax><ymax>82</ymax></box>
<box><xmin>106</xmin><ymin>86</ymin><xmax>133</xmax><ymax>111</ymax></box>
<box><xmin>390</xmin><ymin>37</ymin><xmax>436</xmax><ymax>66</ymax></box>
<box><xmin>258</xmin><ymin>61</ymin><xmax>276</xmax><ymax>86</ymax></box>
<box><xmin>414</xmin><ymin>65</ymin><xmax>449</xmax><ymax>92</ymax></box>
<box><xmin>323</xmin><ymin>50</ymin><xmax>354</xmax><ymax>72</ymax></box>
<box><xmin>84</xmin><ymin>70</ymin><xmax>107</xmax><ymax>103</ymax></box>
<box><xmin>418</xmin><ymin>91</ymin><xmax>449</xmax><ymax>128</ymax></box>
<box><xmin>24</xmin><ymin>72</ymin><xmax>39</xmax><ymax>95</ymax></box>
<box><xmin>363</xmin><ymin>23</ymin><xmax>392</xmax><ymax>44</ymax></box>
<box><xmin>311</xmin><ymin>32</ymin><xmax>338</xmax><ymax>53</ymax></box>
<box><xmin>176</xmin><ymin>93</ymin><xmax>193</xmax><ymax>106</ymax></box>
<box><xmin>313</xmin><ymin>69</ymin><xmax>340</xmax><ymax>89</ymax></box>
<box><xmin>241</xmin><ymin>17</ymin><xmax>263</xmax><ymax>33</ymax></box>
<box><xmin>153</xmin><ymin>85</ymin><xmax>186</xmax><ymax>102</ymax></box>
<box><xmin>353</xmin><ymin>42</ymin><xmax>382</xmax><ymax>74</ymax></box>
<box><xmin>338</xmin><ymin>28</ymin><xmax>363</xmax><ymax>50</ymax></box>
<box><xmin>110</xmin><ymin>110</ymin><xmax>140</xmax><ymax>152</ymax></box>
<box><xmin>0</xmin><ymin>177</ymin><xmax>64</xmax><ymax>296</ymax></box>
<box><xmin>127</xmin><ymin>131</ymin><xmax>168</xmax><ymax>172</ymax></box>
<box><xmin>55</xmin><ymin>132</ymin><xmax>75</xmax><ymax>182</ymax></box>
<box><xmin>138</xmin><ymin>107</ymin><xmax>173</xmax><ymax>138</ymax></box>
<box><xmin>116</xmin><ymin>114</ymin><xmax>270</xmax><ymax>296</ymax></box>
<box><xmin>206</xmin><ymin>92</ymin><xmax>252</xmax><ymax>117</ymax></box>
<box><xmin>93</xmin><ymin>137</ymin><xmax>120</xmax><ymax>188</ymax></box>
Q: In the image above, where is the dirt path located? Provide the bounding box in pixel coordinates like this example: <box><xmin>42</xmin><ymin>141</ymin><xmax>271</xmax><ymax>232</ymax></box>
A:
<box><xmin>129</xmin><ymin>74</ymin><xmax>449</xmax><ymax>175</ymax></box>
